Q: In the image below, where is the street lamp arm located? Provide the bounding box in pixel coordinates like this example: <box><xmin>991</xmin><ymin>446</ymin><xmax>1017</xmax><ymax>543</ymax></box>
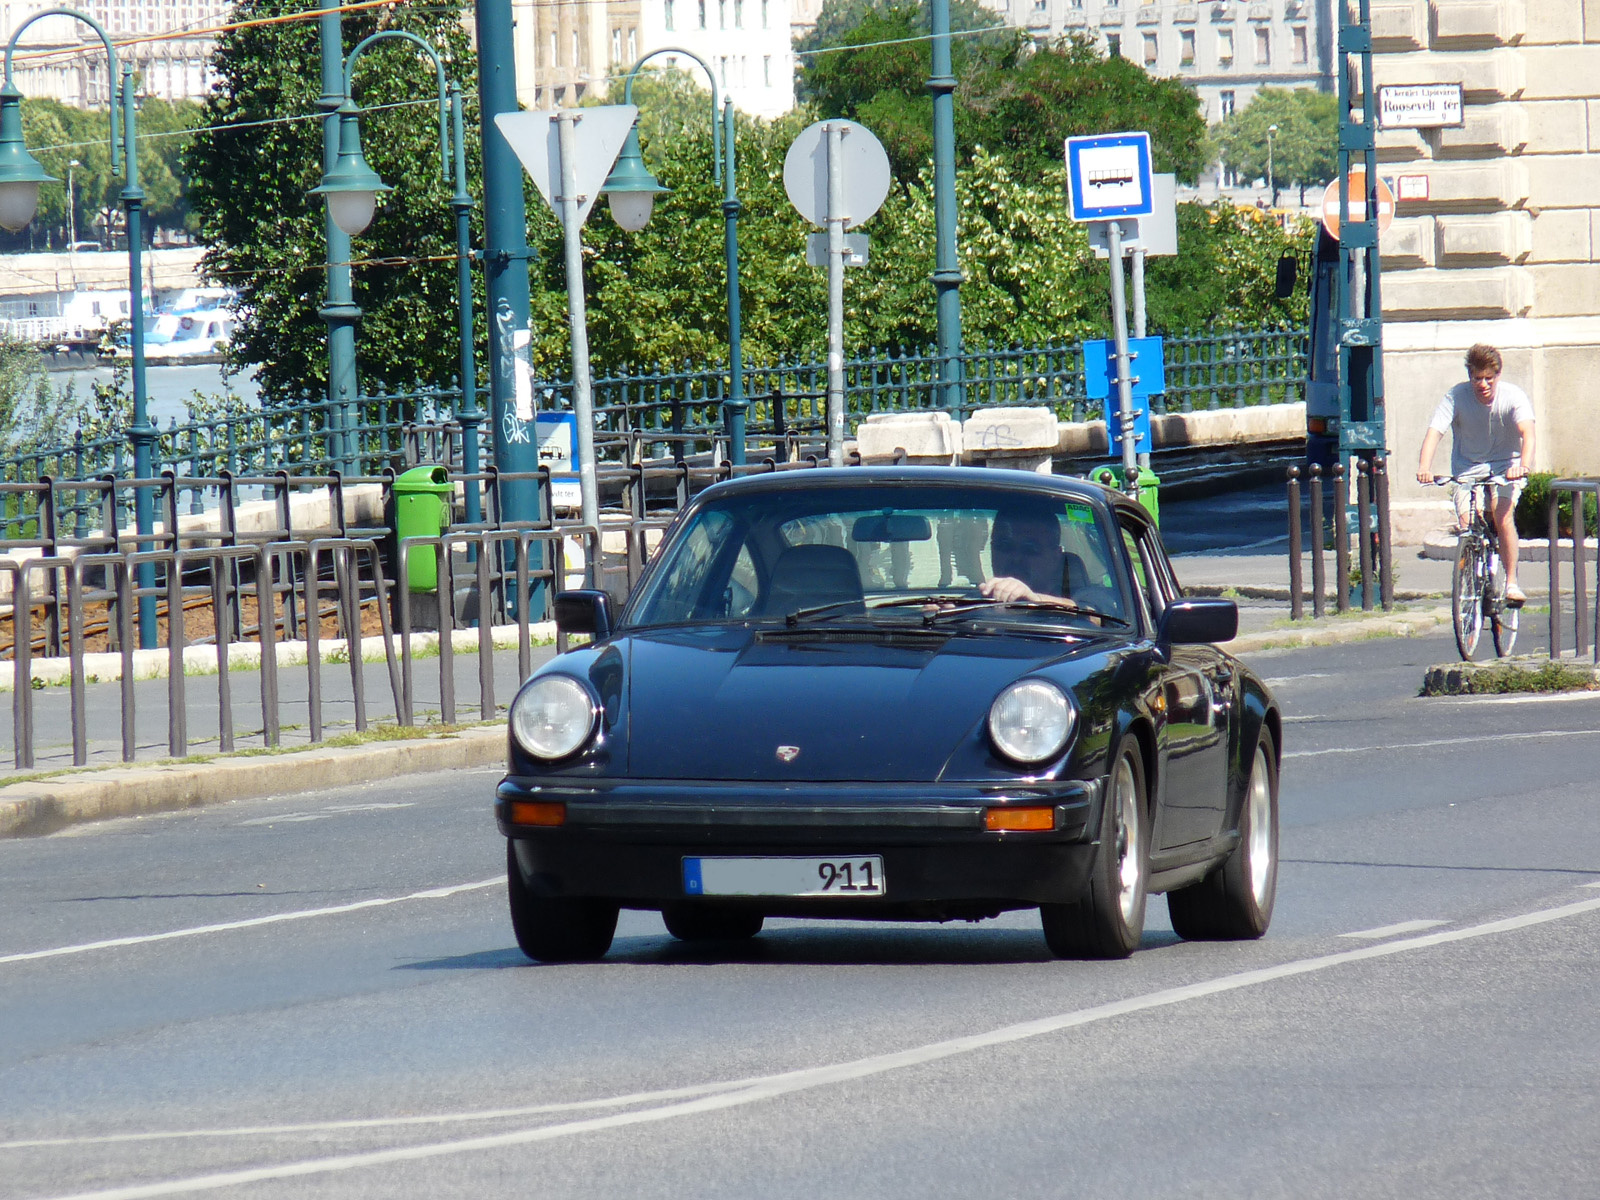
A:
<box><xmin>620</xmin><ymin>46</ymin><xmax>722</xmax><ymax>187</ymax></box>
<box><xmin>343</xmin><ymin>30</ymin><xmax>451</xmax><ymax>185</ymax></box>
<box><xmin>3</xmin><ymin>8</ymin><xmax>121</xmax><ymax>177</ymax></box>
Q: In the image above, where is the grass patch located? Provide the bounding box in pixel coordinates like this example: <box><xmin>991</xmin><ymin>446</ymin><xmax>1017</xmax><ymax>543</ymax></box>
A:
<box><xmin>1422</xmin><ymin>661</ymin><xmax>1599</xmax><ymax>697</ymax></box>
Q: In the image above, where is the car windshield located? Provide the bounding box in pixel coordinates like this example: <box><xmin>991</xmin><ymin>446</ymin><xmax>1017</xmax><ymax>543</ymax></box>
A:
<box><xmin>625</xmin><ymin>483</ymin><xmax>1129</xmax><ymax>631</ymax></box>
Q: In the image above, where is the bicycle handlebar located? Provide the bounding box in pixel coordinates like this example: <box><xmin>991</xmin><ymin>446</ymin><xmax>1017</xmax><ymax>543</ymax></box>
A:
<box><xmin>1423</xmin><ymin>474</ymin><xmax>1513</xmax><ymax>487</ymax></box>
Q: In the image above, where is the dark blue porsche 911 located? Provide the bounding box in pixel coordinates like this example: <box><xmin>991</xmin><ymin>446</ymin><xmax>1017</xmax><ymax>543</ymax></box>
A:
<box><xmin>495</xmin><ymin>468</ymin><xmax>1281</xmax><ymax>962</ymax></box>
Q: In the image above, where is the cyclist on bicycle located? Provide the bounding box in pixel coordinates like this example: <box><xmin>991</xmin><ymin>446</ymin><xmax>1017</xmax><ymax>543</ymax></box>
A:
<box><xmin>1416</xmin><ymin>343</ymin><xmax>1536</xmax><ymax>606</ymax></box>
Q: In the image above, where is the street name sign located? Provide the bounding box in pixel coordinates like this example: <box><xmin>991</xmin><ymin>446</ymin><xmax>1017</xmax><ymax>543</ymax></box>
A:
<box><xmin>1065</xmin><ymin>132</ymin><xmax>1154</xmax><ymax>222</ymax></box>
<box><xmin>1377</xmin><ymin>84</ymin><xmax>1464</xmax><ymax>129</ymax></box>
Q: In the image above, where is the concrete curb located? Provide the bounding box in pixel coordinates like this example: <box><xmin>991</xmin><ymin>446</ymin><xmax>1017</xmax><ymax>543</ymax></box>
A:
<box><xmin>1421</xmin><ymin>655</ymin><xmax>1600</xmax><ymax>696</ymax></box>
<box><xmin>1228</xmin><ymin>606</ymin><xmax>1452</xmax><ymax>654</ymax></box>
<box><xmin>1421</xmin><ymin>531</ymin><xmax>1597</xmax><ymax>562</ymax></box>
<box><xmin>0</xmin><ymin>724</ymin><xmax>507</xmax><ymax>838</ymax></box>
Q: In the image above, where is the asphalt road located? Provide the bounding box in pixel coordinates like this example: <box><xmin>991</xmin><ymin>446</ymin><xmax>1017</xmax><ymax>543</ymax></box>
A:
<box><xmin>4</xmin><ymin>629</ymin><xmax>1600</xmax><ymax>1199</ymax></box>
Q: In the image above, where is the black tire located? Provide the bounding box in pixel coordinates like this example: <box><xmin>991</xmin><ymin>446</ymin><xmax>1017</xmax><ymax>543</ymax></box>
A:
<box><xmin>661</xmin><ymin>904</ymin><xmax>765</xmax><ymax>942</ymax></box>
<box><xmin>1040</xmin><ymin>735</ymin><xmax>1149</xmax><ymax>960</ymax></box>
<box><xmin>1167</xmin><ymin>732</ymin><xmax>1279</xmax><ymax>941</ymax></box>
<box><xmin>506</xmin><ymin>841</ymin><xmax>618</xmax><ymax>963</ymax></box>
<box><xmin>1452</xmin><ymin>536</ymin><xmax>1485</xmax><ymax>660</ymax></box>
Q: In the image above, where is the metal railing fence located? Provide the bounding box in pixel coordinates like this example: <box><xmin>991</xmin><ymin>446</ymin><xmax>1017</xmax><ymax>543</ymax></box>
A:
<box><xmin>1546</xmin><ymin>478</ymin><xmax>1600</xmax><ymax>663</ymax></box>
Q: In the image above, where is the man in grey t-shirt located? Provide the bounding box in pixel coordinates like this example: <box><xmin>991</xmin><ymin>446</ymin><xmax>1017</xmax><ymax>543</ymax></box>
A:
<box><xmin>1416</xmin><ymin>343</ymin><xmax>1537</xmax><ymax>604</ymax></box>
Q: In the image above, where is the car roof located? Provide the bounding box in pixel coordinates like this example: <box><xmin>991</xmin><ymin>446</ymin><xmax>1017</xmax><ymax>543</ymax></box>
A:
<box><xmin>694</xmin><ymin>466</ymin><xmax>1149</xmax><ymax>523</ymax></box>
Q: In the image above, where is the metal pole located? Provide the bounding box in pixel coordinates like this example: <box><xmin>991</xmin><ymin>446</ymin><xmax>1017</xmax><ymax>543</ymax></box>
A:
<box><xmin>1131</xmin><ymin>244</ymin><xmax>1150</xmax><ymax>473</ymax></box>
<box><xmin>1106</xmin><ymin>220</ymin><xmax>1138</xmax><ymax>495</ymax></box>
<box><xmin>448</xmin><ymin>84</ymin><xmax>481</xmax><ymax>528</ymax></box>
<box><xmin>555</xmin><ymin>111</ymin><xmax>599</xmax><ymax>531</ymax></box>
<box><xmin>825</xmin><ymin>120</ymin><xmax>846</xmax><ymax>468</ymax></box>
<box><xmin>119</xmin><ymin>66</ymin><xmax>157</xmax><ymax>647</ymax></box>
<box><xmin>928</xmin><ymin>0</ymin><xmax>962</xmax><ymax>414</ymax></box>
<box><xmin>474</xmin><ymin>0</ymin><xmax>540</xmax><ymax>529</ymax></box>
<box><xmin>318</xmin><ymin>0</ymin><xmax>359</xmax><ymax>474</ymax></box>
<box><xmin>721</xmin><ymin>98</ymin><xmax>746</xmax><ymax>466</ymax></box>
<box><xmin>1287</xmin><ymin>467</ymin><xmax>1303</xmax><ymax>621</ymax></box>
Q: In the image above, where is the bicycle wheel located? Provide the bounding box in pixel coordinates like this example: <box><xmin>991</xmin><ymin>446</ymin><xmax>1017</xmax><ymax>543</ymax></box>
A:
<box><xmin>1452</xmin><ymin>535</ymin><xmax>1485</xmax><ymax>660</ymax></box>
<box><xmin>1490</xmin><ymin>546</ymin><xmax>1518</xmax><ymax>656</ymax></box>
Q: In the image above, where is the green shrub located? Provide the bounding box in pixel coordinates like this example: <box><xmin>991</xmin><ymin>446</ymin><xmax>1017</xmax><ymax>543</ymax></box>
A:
<box><xmin>1515</xmin><ymin>473</ymin><xmax>1598</xmax><ymax>539</ymax></box>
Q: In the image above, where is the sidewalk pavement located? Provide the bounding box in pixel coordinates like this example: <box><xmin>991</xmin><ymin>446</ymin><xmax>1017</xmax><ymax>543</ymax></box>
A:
<box><xmin>0</xmin><ymin>548</ymin><xmax>1492</xmax><ymax>839</ymax></box>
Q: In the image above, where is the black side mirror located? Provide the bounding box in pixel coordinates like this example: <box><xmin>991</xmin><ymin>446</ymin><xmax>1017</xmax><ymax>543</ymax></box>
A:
<box><xmin>554</xmin><ymin>589</ymin><xmax>614</xmax><ymax>639</ymax></box>
<box><xmin>1274</xmin><ymin>255</ymin><xmax>1298</xmax><ymax>300</ymax></box>
<box><xmin>1158</xmin><ymin>598</ymin><xmax>1238</xmax><ymax>645</ymax></box>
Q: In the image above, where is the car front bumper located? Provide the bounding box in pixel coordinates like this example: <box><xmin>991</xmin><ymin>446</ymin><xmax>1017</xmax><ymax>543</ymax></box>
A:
<box><xmin>495</xmin><ymin>777</ymin><xmax>1104</xmax><ymax>917</ymax></box>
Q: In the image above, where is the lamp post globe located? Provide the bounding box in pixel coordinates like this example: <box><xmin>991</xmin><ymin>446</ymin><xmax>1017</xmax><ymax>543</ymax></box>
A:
<box><xmin>0</xmin><ymin>88</ymin><xmax>55</xmax><ymax>232</ymax></box>
<box><xmin>310</xmin><ymin>103</ymin><xmax>390</xmax><ymax>237</ymax></box>
<box><xmin>602</xmin><ymin>121</ymin><xmax>670</xmax><ymax>233</ymax></box>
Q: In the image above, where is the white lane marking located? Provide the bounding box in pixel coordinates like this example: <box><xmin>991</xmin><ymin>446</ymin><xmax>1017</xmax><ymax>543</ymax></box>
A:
<box><xmin>1175</xmin><ymin>534</ymin><xmax>1289</xmax><ymax>557</ymax></box>
<box><xmin>1339</xmin><ymin>919</ymin><xmax>1447</xmax><ymax>940</ymax></box>
<box><xmin>1281</xmin><ymin>715</ymin><xmax>1329</xmax><ymax>723</ymax></box>
<box><xmin>1284</xmin><ymin>728</ymin><xmax>1600</xmax><ymax>759</ymax></box>
<box><xmin>237</xmin><ymin>802</ymin><xmax>415</xmax><ymax>827</ymax></box>
<box><xmin>0</xmin><ymin>1082</ymin><xmax>746</xmax><ymax>1151</ymax></box>
<box><xmin>0</xmin><ymin>878</ymin><xmax>502</xmax><ymax>967</ymax></box>
<box><xmin>32</xmin><ymin>893</ymin><xmax>1600</xmax><ymax>1200</ymax></box>
<box><xmin>1585</xmin><ymin>882</ymin><xmax>1600</xmax><ymax>890</ymax></box>
<box><xmin>1264</xmin><ymin>674</ymin><xmax>1332</xmax><ymax>686</ymax></box>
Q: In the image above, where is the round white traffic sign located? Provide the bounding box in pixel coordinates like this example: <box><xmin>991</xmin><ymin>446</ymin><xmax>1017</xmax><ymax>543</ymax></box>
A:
<box><xmin>1320</xmin><ymin>167</ymin><xmax>1394</xmax><ymax>240</ymax></box>
<box><xmin>783</xmin><ymin>119</ymin><xmax>892</xmax><ymax>230</ymax></box>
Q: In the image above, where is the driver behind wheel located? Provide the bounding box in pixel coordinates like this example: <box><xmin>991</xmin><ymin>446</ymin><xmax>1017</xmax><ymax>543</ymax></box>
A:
<box><xmin>979</xmin><ymin>504</ymin><xmax>1077</xmax><ymax>607</ymax></box>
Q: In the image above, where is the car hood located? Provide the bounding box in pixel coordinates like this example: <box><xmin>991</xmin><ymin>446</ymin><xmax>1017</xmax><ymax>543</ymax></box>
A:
<box><xmin>619</xmin><ymin>625</ymin><xmax>1106</xmax><ymax>782</ymax></box>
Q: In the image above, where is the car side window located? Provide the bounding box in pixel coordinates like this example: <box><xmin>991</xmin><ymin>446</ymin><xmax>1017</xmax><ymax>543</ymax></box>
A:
<box><xmin>1121</xmin><ymin>522</ymin><xmax>1171</xmax><ymax>624</ymax></box>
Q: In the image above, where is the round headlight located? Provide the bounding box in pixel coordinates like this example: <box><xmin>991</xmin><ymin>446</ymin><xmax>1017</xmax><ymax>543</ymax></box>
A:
<box><xmin>988</xmin><ymin>679</ymin><xmax>1076</xmax><ymax>765</ymax></box>
<box><xmin>511</xmin><ymin>675</ymin><xmax>599</xmax><ymax>760</ymax></box>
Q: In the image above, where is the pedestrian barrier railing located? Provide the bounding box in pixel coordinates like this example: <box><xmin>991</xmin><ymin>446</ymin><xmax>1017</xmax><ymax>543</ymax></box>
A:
<box><xmin>1546</xmin><ymin>478</ymin><xmax>1600</xmax><ymax>663</ymax></box>
<box><xmin>1284</xmin><ymin>458</ymin><xmax>1393</xmax><ymax>620</ymax></box>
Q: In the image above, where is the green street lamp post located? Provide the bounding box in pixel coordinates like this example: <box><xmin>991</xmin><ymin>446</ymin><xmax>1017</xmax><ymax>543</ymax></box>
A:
<box><xmin>307</xmin><ymin>32</ymin><xmax>483</xmax><ymax>529</ymax></box>
<box><xmin>929</xmin><ymin>0</ymin><xmax>963</xmax><ymax>414</ymax></box>
<box><xmin>602</xmin><ymin>49</ymin><xmax>748</xmax><ymax>466</ymax></box>
<box><xmin>0</xmin><ymin>9</ymin><xmax>157</xmax><ymax>646</ymax></box>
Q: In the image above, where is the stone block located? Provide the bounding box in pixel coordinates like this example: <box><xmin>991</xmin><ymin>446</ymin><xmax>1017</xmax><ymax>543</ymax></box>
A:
<box><xmin>1588</xmin><ymin>100</ymin><xmax>1600</xmax><ymax>149</ymax></box>
<box><xmin>1418</xmin><ymin>160</ymin><xmax>1529</xmax><ymax>211</ymax></box>
<box><xmin>1528</xmin><ymin>262</ymin><xmax>1600</xmax><ymax>316</ymax></box>
<box><xmin>1377</xmin><ymin>127</ymin><xmax>1429</xmax><ymax>161</ymax></box>
<box><xmin>1381</xmin><ymin>215</ymin><xmax>1436</xmax><ymax>268</ymax></box>
<box><xmin>1590</xmin><ymin>0</ymin><xmax>1600</xmax><ymax>42</ymax></box>
<box><xmin>1520</xmin><ymin>46</ymin><xmax>1600</xmax><ymax>100</ymax></box>
<box><xmin>1528</xmin><ymin>208</ymin><xmax>1592</xmax><ymax>263</ymax></box>
<box><xmin>1525</xmin><ymin>2</ymin><xmax>1583</xmax><ymax>44</ymax></box>
<box><xmin>1519</xmin><ymin>101</ymin><xmax>1584</xmax><ymax>154</ymax></box>
<box><xmin>1382</xmin><ymin>267</ymin><xmax>1533</xmax><ymax>319</ymax></box>
<box><xmin>1429</xmin><ymin>0</ymin><xmax>1526</xmax><ymax>48</ymax></box>
<box><xmin>1436</xmin><ymin>104</ymin><xmax>1530</xmax><ymax>158</ymax></box>
<box><xmin>1371</xmin><ymin>0</ymin><xmax>1427</xmax><ymax>51</ymax></box>
<box><xmin>854</xmin><ymin>411</ymin><xmax>963</xmax><ymax>464</ymax></box>
<box><xmin>1524</xmin><ymin>155</ymin><xmax>1600</xmax><ymax>209</ymax></box>
<box><xmin>1435</xmin><ymin>211</ymin><xmax>1533</xmax><ymax>265</ymax></box>
<box><xmin>1370</xmin><ymin>50</ymin><xmax>1525</xmax><ymax>102</ymax></box>
<box><xmin>963</xmin><ymin>407</ymin><xmax>1059</xmax><ymax>451</ymax></box>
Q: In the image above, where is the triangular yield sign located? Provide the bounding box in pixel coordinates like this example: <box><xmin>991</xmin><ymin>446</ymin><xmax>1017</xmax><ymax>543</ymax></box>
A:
<box><xmin>495</xmin><ymin>105</ymin><xmax>638</xmax><ymax>230</ymax></box>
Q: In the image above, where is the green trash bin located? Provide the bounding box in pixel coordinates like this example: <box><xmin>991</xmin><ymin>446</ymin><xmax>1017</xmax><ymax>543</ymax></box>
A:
<box><xmin>1092</xmin><ymin>465</ymin><xmax>1161</xmax><ymax>525</ymax></box>
<box><xmin>392</xmin><ymin>464</ymin><xmax>454</xmax><ymax>592</ymax></box>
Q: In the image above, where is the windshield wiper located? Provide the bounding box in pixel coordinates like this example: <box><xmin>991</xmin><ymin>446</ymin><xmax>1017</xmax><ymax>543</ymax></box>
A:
<box><xmin>783</xmin><ymin>599</ymin><xmax>870</xmax><ymax>626</ymax></box>
<box><xmin>923</xmin><ymin>599</ymin><xmax>1129</xmax><ymax>628</ymax></box>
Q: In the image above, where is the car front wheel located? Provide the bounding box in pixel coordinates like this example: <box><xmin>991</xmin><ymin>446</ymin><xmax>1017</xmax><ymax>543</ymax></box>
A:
<box><xmin>506</xmin><ymin>841</ymin><xmax>619</xmax><ymax>963</ymax></box>
<box><xmin>1040</xmin><ymin>735</ymin><xmax>1149</xmax><ymax>960</ymax></box>
<box><xmin>1167</xmin><ymin>731</ymin><xmax>1278</xmax><ymax>941</ymax></box>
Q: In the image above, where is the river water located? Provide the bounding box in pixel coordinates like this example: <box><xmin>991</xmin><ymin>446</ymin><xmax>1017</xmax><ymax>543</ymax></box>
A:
<box><xmin>46</xmin><ymin>362</ymin><xmax>263</xmax><ymax>427</ymax></box>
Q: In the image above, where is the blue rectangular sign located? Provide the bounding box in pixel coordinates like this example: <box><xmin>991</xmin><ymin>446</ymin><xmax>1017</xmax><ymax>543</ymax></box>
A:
<box><xmin>1084</xmin><ymin>337</ymin><xmax>1164</xmax><ymax>456</ymax></box>
<box><xmin>1065</xmin><ymin>132</ymin><xmax>1154</xmax><ymax>222</ymax></box>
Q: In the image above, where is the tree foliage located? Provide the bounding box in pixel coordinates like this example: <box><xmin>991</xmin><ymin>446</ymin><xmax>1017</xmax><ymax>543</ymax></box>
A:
<box><xmin>185</xmin><ymin>0</ymin><xmax>478</xmax><ymax>402</ymax></box>
<box><xmin>1214</xmin><ymin>87</ymin><xmax>1337</xmax><ymax>205</ymax></box>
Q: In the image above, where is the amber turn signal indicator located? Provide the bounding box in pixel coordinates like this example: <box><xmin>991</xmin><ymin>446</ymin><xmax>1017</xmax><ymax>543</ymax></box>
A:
<box><xmin>509</xmin><ymin>801</ymin><xmax>566</xmax><ymax>827</ymax></box>
<box><xmin>984</xmin><ymin>806</ymin><xmax>1054</xmax><ymax>832</ymax></box>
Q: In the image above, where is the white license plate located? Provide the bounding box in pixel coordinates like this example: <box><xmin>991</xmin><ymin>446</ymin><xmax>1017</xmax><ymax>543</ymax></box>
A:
<box><xmin>682</xmin><ymin>856</ymin><xmax>886</xmax><ymax>898</ymax></box>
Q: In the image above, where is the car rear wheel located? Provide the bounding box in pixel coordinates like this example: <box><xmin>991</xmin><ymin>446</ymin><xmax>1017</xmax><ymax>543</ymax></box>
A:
<box><xmin>506</xmin><ymin>841</ymin><xmax>619</xmax><ymax>963</ymax></box>
<box><xmin>1167</xmin><ymin>732</ymin><xmax>1278</xmax><ymax>941</ymax></box>
<box><xmin>1040</xmin><ymin>735</ymin><xmax>1148</xmax><ymax>960</ymax></box>
<box><xmin>661</xmin><ymin>904</ymin><xmax>765</xmax><ymax>942</ymax></box>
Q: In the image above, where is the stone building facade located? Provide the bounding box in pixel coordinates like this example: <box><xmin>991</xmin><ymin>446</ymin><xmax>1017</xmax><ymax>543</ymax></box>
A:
<box><xmin>1372</xmin><ymin>1</ymin><xmax>1600</xmax><ymax>531</ymax></box>
<box><xmin>982</xmin><ymin>0</ymin><xmax>1336</xmax><ymax>121</ymax></box>
<box><xmin>0</xmin><ymin>1</ymin><xmax>224</xmax><ymax>105</ymax></box>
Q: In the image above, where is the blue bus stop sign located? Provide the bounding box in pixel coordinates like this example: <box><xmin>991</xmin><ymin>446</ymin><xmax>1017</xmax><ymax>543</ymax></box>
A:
<box><xmin>1084</xmin><ymin>336</ymin><xmax>1164</xmax><ymax>455</ymax></box>
<box><xmin>1065</xmin><ymin>132</ymin><xmax>1154</xmax><ymax>223</ymax></box>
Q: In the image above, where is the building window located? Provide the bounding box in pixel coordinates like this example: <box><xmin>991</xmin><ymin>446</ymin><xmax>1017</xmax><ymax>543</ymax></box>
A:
<box><xmin>719</xmin><ymin>0</ymin><xmax>726</xmax><ymax>28</ymax></box>
<box><xmin>762</xmin><ymin>0</ymin><xmax>770</xmax><ymax>28</ymax></box>
<box><xmin>764</xmin><ymin>54</ymin><xmax>771</xmax><ymax>85</ymax></box>
<box><xmin>665</xmin><ymin>0</ymin><xmax>675</xmax><ymax>31</ymax></box>
<box><xmin>1217</xmin><ymin>28</ymin><xmax>1234</xmax><ymax>68</ymax></box>
<box><xmin>735</xmin><ymin>0</ymin><xmax>743</xmax><ymax>28</ymax></box>
<box><xmin>1142</xmin><ymin>31</ymin><xmax>1157</xmax><ymax>65</ymax></box>
<box><xmin>1179</xmin><ymin>29</ymin><xmax>1195</xmax><ymax>65</ymax></box>
<box><xmin>628</xmin><ymin>28</ymin><xmax>637</xmax><ymax>59</ymax></box>
<box><xmin>1219</xmin><ymin>89</ymin><xmax>1235</xmax><ymax>119</ymax></box>
<box><xmin>1292</xmin><ymin>26</ymin><xmax>1308</xmax><ymax>63</ymax></box>
<box><xmin>572</xmin><ymin>31</ymin><xmax>579</xmax><ymax>68</ymax></box>
<box><xmin>1106</xmin><ymin>33</ymin><xmax>1121</xmax><ymax>58</ymax></box>
<box><xmin>698</xmin><ymin>0</ymin><xmax>707</xmax><ymax>30</ymax></box>
<box><xmin>1255</xmin><ymin>26</ymin><xmax>1270</xmax><ymax>64</ymax></box>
